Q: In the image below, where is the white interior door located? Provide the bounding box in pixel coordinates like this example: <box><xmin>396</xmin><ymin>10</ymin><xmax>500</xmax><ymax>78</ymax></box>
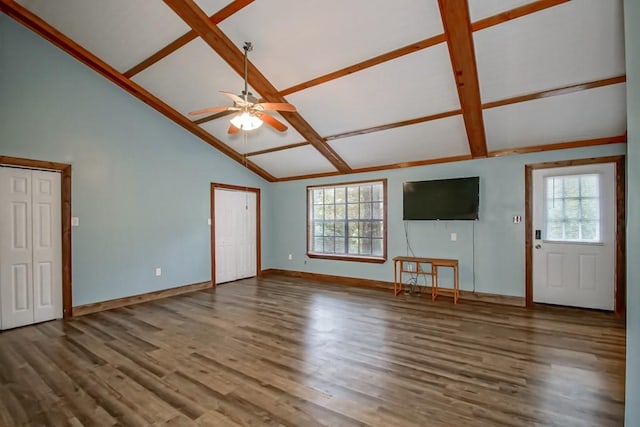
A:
<box><xmin>532</xmin><ymin>163</ymin><xmax>615</xmax><ymax>310</ymax></box>
<box><xmin>214</xmin><ymin>189</ymin><xmax>257</xmax><ymax>284</ymax></box>
<box><xmin>32</xmin><ymin>170</ymin><xmax>62</xmax><ymax>323</ymax></box>
<box><xmin>0</xmin><ymin>167</ymin><xmax>62</xmax><ymax>329</ymax></box>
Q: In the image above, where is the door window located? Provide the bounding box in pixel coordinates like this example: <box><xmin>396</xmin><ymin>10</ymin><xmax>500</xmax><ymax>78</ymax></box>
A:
<box><xmin>544</xmin><ymin>174</ymin><xmax>600</xmax><ymax>242</ymax></box>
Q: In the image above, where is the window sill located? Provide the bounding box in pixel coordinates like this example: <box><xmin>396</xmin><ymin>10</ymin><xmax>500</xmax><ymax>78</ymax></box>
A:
<box><xmin>307</xmin><ymin>253</ymin><xmax>387</xmax><ymax>264</ymax></box>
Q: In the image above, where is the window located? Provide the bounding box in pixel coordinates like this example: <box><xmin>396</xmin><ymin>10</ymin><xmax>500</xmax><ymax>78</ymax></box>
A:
<box><xmin>544</xmin><ymin>174</ymin><xmax>600</xmax><ymax>242</ymax></box>
<box><xmin>308</xmin><ymin>179</ymin><xmax>386</xmax><ymax>262</ymax></box>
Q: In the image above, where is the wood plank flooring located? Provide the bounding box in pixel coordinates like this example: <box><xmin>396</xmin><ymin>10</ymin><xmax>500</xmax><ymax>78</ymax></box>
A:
<box><xmin>0</xmin><ymin>275</ymin><xmax>626</xmax><ymax>426</ymax></box>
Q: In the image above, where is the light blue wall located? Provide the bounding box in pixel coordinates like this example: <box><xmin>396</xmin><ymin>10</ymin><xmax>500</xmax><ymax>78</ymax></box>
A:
<box><xmin>267</xmin><ymin>144</ymin><xmax>626</xmax><ymax>296</ymax></box>
<box><xmin>0</xmin><ymin>16</ymin><xmax>270</xmax><ymax>306</ymax></box>
<box><xmin>624</xmin><ymin>0</ymin><xmax>639</xmax><ymax>424</ymax></box>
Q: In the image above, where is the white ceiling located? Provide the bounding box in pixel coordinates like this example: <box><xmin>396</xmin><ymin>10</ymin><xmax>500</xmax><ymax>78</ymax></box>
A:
<box><xmin>10</xmin><ymin>0</ymin><xmax>627</xmax><ymax>181</ymax></box>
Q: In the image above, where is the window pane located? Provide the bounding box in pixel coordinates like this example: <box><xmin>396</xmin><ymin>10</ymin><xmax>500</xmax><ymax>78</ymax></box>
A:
<box><xmin>313</xmin><ymin>237</ymin><xmax>323</xmax><ymax>252</ymax></box>
<box><xmin>546</xmin><ymin>200</ymin><xmax>563</xmax><ymax>221</ymax></box>
<box><xmin>372</xmin><ymin>202</ymin><xmax>383</xmax><ymax>219</ymax></box>
<box><xmin>581</xmin><ymin>198</ymin><xmax>599</xmax><ymax>220</ymax></box>
<box><xmin>335</xmin><ymin>238</ymin><xmax>346</xmax><ymax>254</ymax></box>
<box><xmin>348</xmin><ymin>238</ymin><xmax>358</xmax><ymax>254</ymax></box>
<box><xmin>372</xmin><ymin>238</ymin><xmax>383</xmax><ymax>256</ymax></box>
<box><xmin>565</xmin><ymin>220</ymin><xmax>579</xmax><ymax>240</ymax></box>
<box><xmin>324</xmin><ymin>205</ymin><xmax>335</xmax><ymax>220</ymax></box>
<box><xmin>323</xmin><ymin>188</ymin><xmax>334</xmax><ymax>204</ymax></box>
<box><xmin>347</xmin><ymin>203</ymin><xmax>359</xmax><ymax>219</ymax></box>
<box><xmin>359</xmin><ymin>238</ymin><xmax>372</xmax><ymax>254</ymax></box>
<box><xmin>372</xmin><ymin>221</ymin><xmax>383</xmax><ymax>238</ymax></box>
<box><xmin>347</xmin><ymin>186</ymin><xmax>359</xmax><ymax>203</ymax></box>
<box><xmin>565</xmin><ymin>198</ymin><xmax>580</xmax><ymax>220</ymax></box>
<box><xmin>324</xmin><ymin>222</ymin><xmax>335</xmax><ymax>236</ymax></box>
<box><xmin>372</xmin><ymin>184</ymin><xmax>383</xmax><ymax>202</ymax></box>
<box><xmin>360</xmin><ymin>203</ymin><xmax>371</xmax><ymax>219</ymax></box>
<box><xmin>335</xmin><ymin>222</ymin><xmax>346</xmax><ymax>237</ymax></box>
<box><xmin>323</xmin><ymin>237</ymin><xmax>335</xmax><ymax>253</ymax></box>
<box><xmin>335</xmin><ymin>187</ymin><xmax>346</xmax><ymax>203</ymax></box>
<box><xmin>547</xmin><ymin>221</ymin><xmax>564</xmax><ymax>240</ymax></box>
<box><xmin>313</xmin><ymin>189</ymin><xmax>323</xmax><ymax>204</ymax></box>
<box><xmin>581</xmin><ymin>175</ymin><xmax>599</xmax><ymax>197</ymax></box>
<box><xmin>313</xmin><ymin>205</ymin><xmax>324</xmax><ymax>220</ymax></box>
<box><xmin>335</xmin><ymin>204</ymin><xmax>346</xmax><ymax>220</ymax></box>
<box><xmin>348</xmin><ymin>221</ymin><xmax>358</xmax><ymax>237</ymax></box>
<box><xmin>581</xmin><ymin>221</ymin><xmax>598</xmax><ymax>241</ymax></box>
<box><xmin>360</xmin><ymin>185</ymin><xmax>372</xmax><ymax>202</ymax></box>
<box><xmin>563</xmin><ymin>176</ymin><xmax>580</xmax><ymax>198</ymax></box>
<box><xmin>314</xmin><ymin>223</ymin><xmax>323</xmax><ymax>236</ymax></box>
<box><xmin>359</xmin><ymin>221</ymin><xmax>372</xmax><ymax>238</ymax></box>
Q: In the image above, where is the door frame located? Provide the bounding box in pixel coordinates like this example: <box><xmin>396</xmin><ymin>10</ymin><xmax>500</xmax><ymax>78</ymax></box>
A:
<box><xmin>0</xmin><ymin>155</ymin><xmax>72</xmax><ymax>318</ymax></box>
<box><xmin>525</xmin><ymin>155</ymin><xmax>625</xmax><ymax>316</ymax></box>
<box><xmin>210</xmin><ymin>183</ymin><xmax>261</xmax><ymax>286</ymax></box>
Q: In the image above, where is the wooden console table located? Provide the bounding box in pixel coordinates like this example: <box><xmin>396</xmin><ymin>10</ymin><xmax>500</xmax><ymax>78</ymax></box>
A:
<box><xmin>393</xmin><ymin>256</ymin><xmax>459</xmax><ymax>303</ymax></box>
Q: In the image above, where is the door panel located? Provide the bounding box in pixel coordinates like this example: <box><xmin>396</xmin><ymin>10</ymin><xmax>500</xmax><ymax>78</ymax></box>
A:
<box><xmin>532</xmin><ymin>164</ymin><xmax>615</xmax><ymax>310</ymax></box>
<box><xmin>0</xmin><ymin>168</ymin><xmax>35</xmax><ymax>329</ymax></box>
<box><xmin>32</xmin><ymin>170</ymin><xmax>62</xmax><ymax>322</ymax></box>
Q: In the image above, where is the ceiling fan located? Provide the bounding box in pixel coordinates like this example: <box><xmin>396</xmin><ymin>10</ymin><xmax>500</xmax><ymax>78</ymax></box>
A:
<box><xmin>188</xmin><ymin>42</ymin><xmax>296</xmax><ymax>134</ymax></box>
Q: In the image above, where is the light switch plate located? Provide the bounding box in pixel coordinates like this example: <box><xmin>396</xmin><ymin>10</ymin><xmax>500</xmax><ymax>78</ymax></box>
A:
<box><xmin>71</xmin><ymin>217</ymin><xmax>79</xmax><ymax>227</ymax></box>
<box><xmin>451</xmin><ymin>232</ymin><xmax>457</xmax><ymax>241</ymax></box>
<box><xmin>154</xmin><ymin>267</ymin><xmax>161</xmax><ymax>277</ymax></box>
<box><xmin>208</xmin><ymin>218</ymin><xmax>211</xmax><ymax>226</ymax></box>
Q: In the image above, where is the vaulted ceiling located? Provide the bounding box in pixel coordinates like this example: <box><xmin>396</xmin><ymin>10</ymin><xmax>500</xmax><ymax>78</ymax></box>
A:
<box><xmin>1</xmin><ymin>0</ymin><xmax>627</xmax><ymax>182</ymax></box>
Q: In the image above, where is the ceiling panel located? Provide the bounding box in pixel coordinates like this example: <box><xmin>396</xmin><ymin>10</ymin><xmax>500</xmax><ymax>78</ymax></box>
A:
<box><xmin>199</xmin><ymin>114</ymin><xmax>305</xmax><ymax>154</ymax></box>
<box><xmin>132</xmin><ymin>38</ymin><xmax>260</xmax><ymax>118</ymax></box>
<box><xmin>474</xmin><ymin>0</ymin><xmax>625</xmax><ymax>103</ymax></box>
<box><xmin>328</xmin><ymin>115</ymin><xmax>469</xmax><ymax>169</ymax></box>
<box><xmin>17</xmin><ymin>0</ymin><xmax>229</xmax><ymax>72</ymax></box>
<box><xmin>468</xmin><ymin>0</ymin><xmax>537</xmax><ymax>22</ymax></box>
<box><xmin>248</xmin><ymin>146</ymin><xmax>337</xmax><ymax>178</ymax></box>
<box><xmin>286</xmin><ymin>44</ymin><xmax>460</xmax><ymax>137</ymax></box>
<box><xmin>484</xmin><ymin>84</ymin><xmax>627</xmax><ymax>152</ymax></box>
<box><xmin>219</xmin><ymin>0</ymin><xmax>443</xmax><ymax>90</ymax></box>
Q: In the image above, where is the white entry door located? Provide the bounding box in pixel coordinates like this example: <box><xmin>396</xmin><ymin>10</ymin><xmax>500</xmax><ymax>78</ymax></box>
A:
<box><xmin>214</xmin><ymin>188</ymin><xmax>257</xmax><ymax>284</ymax></box>
<box><xmin>532</xmin><ymin>163</ymin><xmax>615</xmax><ymax>310</ymax></box>
<box><xmin>0</xmin><ymin>167</ymin><xmax>62</xmax><ymax>329</ymax></box>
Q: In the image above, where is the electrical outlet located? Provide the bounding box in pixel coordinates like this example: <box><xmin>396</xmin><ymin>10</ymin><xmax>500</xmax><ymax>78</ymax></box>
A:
<box><xmin>288</xmin><ymin>254</ymin><xmax>293</xmax><ymax>261</ymax></box>
<box><xmin>451</xmin><ymin>232</ymin><xmax>457</xmax><ymax>241</ymax></box>
<box><xmin>71</xmin><ymin>217</ymin><xmax>79</xmax><ymax>227</ymax></box>
<box><xmin>154</xmin><ymin>267</ymin><xmax>161</xmax><ymax>277</ymax></box>
<box><xmin>207</xmin><ymin>218</ymin><xmax>211</xmax><ymax>226</ymax></box>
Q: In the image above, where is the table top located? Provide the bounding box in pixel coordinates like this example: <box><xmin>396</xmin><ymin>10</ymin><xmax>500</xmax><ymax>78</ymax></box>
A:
<box><xmin>392</xmin><ymin>256</ymin><xmax>458</xmax><ymax>267</ymax></box>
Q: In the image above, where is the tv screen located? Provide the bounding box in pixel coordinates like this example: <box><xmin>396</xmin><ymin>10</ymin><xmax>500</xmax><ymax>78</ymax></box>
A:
<box><xmin>403</xmin><ymin>177</ymin><xmax>479</xmax><ymax>220</ymax></box>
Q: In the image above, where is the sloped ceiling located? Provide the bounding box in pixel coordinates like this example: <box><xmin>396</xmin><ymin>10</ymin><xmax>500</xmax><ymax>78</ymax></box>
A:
<box><xmin>1</xmin><ymin>0</ymin><xmax>627</xmax><ymax>181</ymax></box>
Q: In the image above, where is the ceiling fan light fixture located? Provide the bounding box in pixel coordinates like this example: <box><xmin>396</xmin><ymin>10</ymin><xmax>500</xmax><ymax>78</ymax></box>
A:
<box><xmin>230</xmin><ymin>111</ymin><xmax>263</xmax><ymax>131</ymax></box>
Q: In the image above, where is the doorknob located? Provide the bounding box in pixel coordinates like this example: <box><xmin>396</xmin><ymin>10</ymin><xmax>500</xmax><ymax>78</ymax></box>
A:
<box><xmin>535</xmin><ymin>244</ymin><xmax>542</xmax><ymax>249</ymax></box>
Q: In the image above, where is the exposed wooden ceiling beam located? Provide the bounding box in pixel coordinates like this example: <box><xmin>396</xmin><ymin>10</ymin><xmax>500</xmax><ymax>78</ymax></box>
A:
<box><xmin>162</xmin><ymin>0</ymin><xmax>352</xmax><ymax>174</ymax></box>
<box><xmin>487</xmin><ymin>134</ymin><xmax>627</xmax><ymax>157</ymax></box>
<box><xmin>483</xmin><ymin>75</ymin><xmax>626</xmax><ymax>110</ymax></box>
<box><xmin>278</xmin><ymin>0</ymin><xmax>568</xmax><ymax>97</ymax></box>
<box><xmin>279</xmin><ymin>34</ymin><xmax>446</xmax><ymax>97</ymax></box>
<box><xmin>193</xmin><ymin>109</ymin><xmax>236</xmax><ymax>125</ymax></box>
<box><xmin>123</xmin><ymin>0</ymin><xmax>254</xmax><ymax>78</ymax></box>
<box><xmin>275</xmin><ymin>134</ymin><xmax>626</xmax><ymax>182</ymax></box>
<box><xmin>438</xmin><ymin>0</ymin><xmax>487</xmax><ymax>158</ymax></box>
<box><xmin>0</xmin><ymin>0</ymin><xmax>276</xmax><ymax>182</ymax></box>
<box><xmin>245</xmin><ymin>142</ymin><xmax>310</xmax><ymax>157</ymax></box>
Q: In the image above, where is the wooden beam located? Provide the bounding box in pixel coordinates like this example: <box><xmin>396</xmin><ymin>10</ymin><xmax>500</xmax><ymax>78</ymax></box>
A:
<box><xmin>0</xmin><ymin>0</ymin><xmax>276</xmax><ymax>182</ymax></box>
<box><xmin>324</xmin><ymin>109</ymin><xmax>462</xmax><ymax>142</ymax></box>
<box><xmin>488</xmin><ymin>134</ymin><xmax>627</xmax><ymax>157</ymax></box>
<box><xmin>245</xmin><ymin>142</ymin><xmax>310</xmax><ymax>157</ymax></box>
<box><xmin>279</xmin><ymin>34</ymin><xmax>446</xmax><ymax>96</ymax></box>
<box><xmin>472</xmin><ymin>0</ymin><xmax>570</xmax><ymax>31</ymax></box>
<box><xmin>483</xmin><ymin>76</ymin><xmax>627</xmax><ymax>110</ymax></box>
<box><xmin>162</xmin><ymin>0</ymin><xmax>352</xmax><ymax>174</ymax></box>
<box><xmin>438</xmin><ymin>0</ymin><xmax>488</xmax><ymax>158</ymax></box>
<box><xmin>123</xmin><ymin>0</ymin><xmax>254</xmax><ymax>78</ymax></box>
<box><xmin>193</xmin><ymin>109</ymin><xmax>236</xmax><ymax>125</ymax></box>
<box><xmin>278</xmin><ymin>0</ymin><xmax>567</xmax><ymax>97</ymax></box>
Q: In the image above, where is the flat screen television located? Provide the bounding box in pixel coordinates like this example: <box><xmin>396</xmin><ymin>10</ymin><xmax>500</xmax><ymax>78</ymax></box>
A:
<box><xmin>403</xmin><ymin>177</ymin><xmax>479</xmax><ymax>220</ymax></box>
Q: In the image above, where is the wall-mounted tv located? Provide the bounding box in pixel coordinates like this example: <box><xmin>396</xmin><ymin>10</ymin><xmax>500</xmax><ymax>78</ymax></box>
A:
<box><xmin>403</xmin><ymin>177</ymin><xmax>479</xmax><ymax>220</ymax></box>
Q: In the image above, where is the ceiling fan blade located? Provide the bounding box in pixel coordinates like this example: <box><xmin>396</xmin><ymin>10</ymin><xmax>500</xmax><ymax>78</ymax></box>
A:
<box><xmin>188</xmin><ymin>106</ymin><xmax>232</xmax><ymax>116</ymax></box>
<box><xmin>256</xmin><ymin>112</ymin><xmax>288</xmax><ymax>132</ymax></box>
<box><xmin>255</xmin><ymin>102</ymin><xmax>297</xmax><ymax>112</ymax></box>
<box><xmin>228</xmin><ymin>123</ymin><xmax>240</xmax><ymax>134</ymax></box>
<box><xmin>220</xmin><ymin>91</ymin><xmax>246</xmax><ymax>105</ymax></box>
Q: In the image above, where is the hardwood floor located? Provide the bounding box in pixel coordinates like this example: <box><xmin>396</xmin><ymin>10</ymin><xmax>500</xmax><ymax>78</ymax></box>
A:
<box><xmin>0</xmin><ymin>275</ymin><xmax>626</xmax><ymax>426</ymax></box>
